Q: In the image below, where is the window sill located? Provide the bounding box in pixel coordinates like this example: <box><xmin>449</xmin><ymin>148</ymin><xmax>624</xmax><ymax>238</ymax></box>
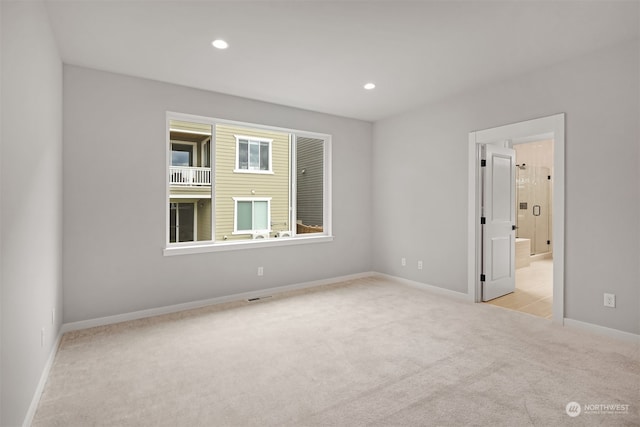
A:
<box><xmin>163</xmin><ymin>234</ymin><xmax>333</xmax><ymax>256</ymax></box>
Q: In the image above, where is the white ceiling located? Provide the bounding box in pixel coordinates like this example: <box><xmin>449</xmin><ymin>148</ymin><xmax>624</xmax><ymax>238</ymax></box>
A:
<box><xmin>45</xmin><ymin>1</ymin><xmax>639</xmax><ymax>122</ymax></box>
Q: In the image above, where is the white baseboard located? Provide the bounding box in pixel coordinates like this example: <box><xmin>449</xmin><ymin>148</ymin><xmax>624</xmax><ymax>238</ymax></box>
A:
<box><xmin>564</xmin><ymin>318</ymin><xmax>640</xmax><ymax>344</ymax></box>
<box><xmin>375</xmin><ymin>272</ymin><xmax>470</xmax><ymax>301</ymax></box>
<box><xmin>61</xmin><ymin>271</ymin><xmax>375</xmax><ymax>334</ymax></box>
<box><xmin>23</xmin><ymin>329</ymin><xmax>64</xmax><ymax>427</ymax></box>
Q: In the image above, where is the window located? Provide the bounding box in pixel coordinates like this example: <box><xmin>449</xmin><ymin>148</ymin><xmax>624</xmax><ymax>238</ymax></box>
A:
<box><xmin>172</xmin><ymin>143</ymin><xmax>194</xmax><ymax>166</ymax></box>
<box><xmin>233</xmin><ymin>198</ymin><xmax>271</xmax><ymax>234</ymax></box>
<box><xmin>166</xmin><ymin>113</ymin><xmax>332</xmax><ymax>253</ymax></box>
<box><xmin>295</xmin><ymin>137</ymin><xmax>325</xmax><ymax>234</ymax></box>
<box><xmin>235</xmin><ymin>136</ymin><xmax>272</xmax><ymax>173</ymax></box>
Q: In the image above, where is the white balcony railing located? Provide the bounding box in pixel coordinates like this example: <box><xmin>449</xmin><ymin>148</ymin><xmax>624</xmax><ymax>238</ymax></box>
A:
<box><xmin>170</xmin><ymin>166</ymin><xmax>211</xmax><ymax>186</ymax></box>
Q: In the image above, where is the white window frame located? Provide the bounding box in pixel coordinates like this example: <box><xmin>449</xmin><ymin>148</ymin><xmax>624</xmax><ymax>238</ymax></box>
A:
<box><xmin>164</xmin><ymin>111</ymin><xmax>333</xmax><ymax>256</ymax></box>
<box><xmin>233</xmin><ymin>135</ymin><xmax>274</xmax><ymax>174</ymax></box>
<box><xmin>232</xmin><ymin>197</ymin><xmax>272</xmax><ymax>235</ymax></box>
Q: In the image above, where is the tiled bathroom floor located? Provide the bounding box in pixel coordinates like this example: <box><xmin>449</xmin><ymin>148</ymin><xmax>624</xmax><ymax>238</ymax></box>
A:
<box><xmin>486</xmin><ymin>258</ymin><xmax>553</xmax><ymax>319</ymax></box>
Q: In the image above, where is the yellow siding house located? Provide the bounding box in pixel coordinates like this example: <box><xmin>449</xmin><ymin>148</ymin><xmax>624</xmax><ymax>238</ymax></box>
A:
<box><xmin>214</xmin><ymin>124</ymin><xmax>290</xmax><ymax>241</ymax></box>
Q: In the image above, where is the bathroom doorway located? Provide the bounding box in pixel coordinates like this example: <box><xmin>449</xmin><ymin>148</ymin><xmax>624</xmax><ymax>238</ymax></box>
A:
<box><xmin>468</xmin><ymin>113</ymin><xmax>565</xmax><ymax>324</ymax></box>
<box><xmin>486</xmin><ymin>140</ymin><xmax>554</xmax><ymax>319</ymax></box>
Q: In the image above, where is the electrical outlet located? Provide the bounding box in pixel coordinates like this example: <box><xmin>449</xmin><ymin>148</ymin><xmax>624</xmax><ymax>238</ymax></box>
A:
<box><xmin>257</xmin><ymin>266</ymin><xmax>264</xmax><ymax>276</ymax></box>
<box><xmin>401</xmin><ymin>258</ymin><xmax>406</xmax><ymax>266</ymax></box>
<box><xmin>604</xmin><ymin>293</ymin><xmax>615</xmax><ymax>308</ymax></box>
<box><xmin>418</xmin><ymin>260</ymin><xmax>423</xmax><ymax>270</ymax></box>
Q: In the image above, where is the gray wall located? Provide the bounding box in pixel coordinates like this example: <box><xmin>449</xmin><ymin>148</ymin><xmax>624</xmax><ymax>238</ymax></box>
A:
<box><xmin>1</xmin><ymin>1</ymin><xmax>64</xmax><ymax>426</ymax></box>
<box><xmin>63</xmin><ymin>65</ymin><xmax>372</xmax><ymax>323</ymax></box>
<box><xmin>372</xmin><ymin>40</ymin><xmax>640</xmax><ymax>334</ymax></box>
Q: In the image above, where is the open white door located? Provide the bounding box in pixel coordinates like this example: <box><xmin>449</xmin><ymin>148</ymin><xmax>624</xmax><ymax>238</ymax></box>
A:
<box><xmin>481</xmin><ymin>144</ymin><xmax>516</xmax><ymax>301</ymax></box>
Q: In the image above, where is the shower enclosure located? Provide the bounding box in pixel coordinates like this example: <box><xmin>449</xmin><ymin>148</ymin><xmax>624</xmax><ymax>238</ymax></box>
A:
<box><xmin>516</xmin><ymin>165</ymin><xmax>551</xmax><ymax>255</ymax></box>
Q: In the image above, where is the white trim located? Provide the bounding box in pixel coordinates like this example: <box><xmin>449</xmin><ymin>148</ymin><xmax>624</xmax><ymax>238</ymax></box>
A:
<box><xmin>234</xmin><ymin>134</ymin><xmax>273</xmax><ymax>173</ymax></box>
<box><xmin>164</xmin><ymin>234</ymin><xmax>333</xmax><ymax>255</ymax></box>
<box><xmin>468</xmin><ymin>113</ymin><xmax>565</xmax><ymax>323</ymax></box>
<box><xmin>234</xmin><ymin>135</ymin><xmax>273</xmax><ymax>143</ymax></box>
<box><xmin>289</xmin><ymin>133</ymin><xmax>295</xmax><ymax>236</ymax></box>
<box><xmin>61</xmin><ymin>271</ymin><xmax>374</xmax><ymax>333</ymax></box>
<box><xmin>375</xmin><ymin>273</ymin><xmax>469</xmax><ymax>301</ymax></box>
<box><xmin>210</xmin><ymin>125</ymin><xmax>217</xmax><ymax>241</ymax></box>
<box><xmin>166</xmin><ymin>117</ymin><xmax>171</xmax><ymax>246</ymax></box>
<box><xmin>169</xmin><ymin>194</ymin><xmax>211</xmax><ymax>199</ymax></box>
<box><xmin>323</xmin><ymin>135</ymin><xmax>333</xmax><ymax>237</ymax></box>
<box><xmin>22</xmin><ymin>329</ymin><xmax>64</xmax><ymax>427</ymax></box>
<box><xmin>564</xmin><ymin>318</ymin><xmax>640</xmax><ymax>344</ymax></box>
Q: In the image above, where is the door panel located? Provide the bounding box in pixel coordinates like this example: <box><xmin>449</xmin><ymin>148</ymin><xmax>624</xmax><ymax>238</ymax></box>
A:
<box><xmin>490</xmin><ymin>236</ymin><xmax>511</xmax><ymax>280</ymax></box>
<box><xmin>482</xmin><ymin>144</ymin><xmax>516</xmax><ymax>301</ymax></box>
<box><xmin>492</xmin><ymin>156</ymin><xmax>512</xmax><ymax>221</ymax></box>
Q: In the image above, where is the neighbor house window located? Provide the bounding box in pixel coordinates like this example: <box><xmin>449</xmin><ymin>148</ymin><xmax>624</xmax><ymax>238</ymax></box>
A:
<box><xmin>172</xmin><ymin>143</ymin><xmax>195</xmax><ymax>166</ymax></box>
<box><xmin>233</xmin><ymin>198</ymin><xmax>271</xmax><ymax>234</ymax></box>
<box><xmin>166</xmin><ymin>113</ymin><xmax>332</xmax><ymax>253</ymax></box>
<box><xmin>235</xmin><ymin>136</ymin><xmax>272</xmax><ymax>173</ymax></box>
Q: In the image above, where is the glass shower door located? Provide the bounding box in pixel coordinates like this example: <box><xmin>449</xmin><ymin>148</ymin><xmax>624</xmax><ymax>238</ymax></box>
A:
<box><xmin>516</xmin><ymin>166</ymin><xmax>551</xmax><ymax>255</ymax></box>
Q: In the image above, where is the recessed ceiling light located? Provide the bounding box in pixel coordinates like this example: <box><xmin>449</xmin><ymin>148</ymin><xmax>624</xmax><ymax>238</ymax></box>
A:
<box><xmin>364</xmin><ymin>82</ymin><xmax>376</xmax><ymax>90</ymax></box>
<box><xmin>212</xmin><ymin>39</ymin><xmax>229</xmax><ymax>49</ymax></box>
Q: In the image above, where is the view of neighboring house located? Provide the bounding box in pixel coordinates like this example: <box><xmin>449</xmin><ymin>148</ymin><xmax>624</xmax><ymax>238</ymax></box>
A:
<box><xmin>169</xmin><ymin>120</ymin><xmax>212</xmax><ymax>243</ymax></box>
<box><xmin>169</xmin><ymin>121</ymin><xmax>318</xmax><ymax>243</ymax></box>
<box><xmin>214</xmin><ymin>124</ymin><xmax>291</xmax><ymax>241</ymax></box>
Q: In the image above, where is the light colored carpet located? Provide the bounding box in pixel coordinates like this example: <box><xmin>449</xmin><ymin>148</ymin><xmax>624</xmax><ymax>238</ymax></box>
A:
<box><xmin>33</xmin><ymin>276</ymin><xmax>639</xmax><ymax>426</ymax></box>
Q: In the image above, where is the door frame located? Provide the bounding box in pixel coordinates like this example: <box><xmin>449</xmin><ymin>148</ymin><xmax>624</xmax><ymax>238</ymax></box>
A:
<box><xmin>467</xmin><ymin>113</ymin><xmax>565</xmax><ymax>324</ymax></box>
